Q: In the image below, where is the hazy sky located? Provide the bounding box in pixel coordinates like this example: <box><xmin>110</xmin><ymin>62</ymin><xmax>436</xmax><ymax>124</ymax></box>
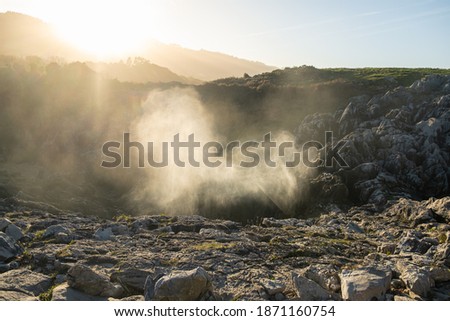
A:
<box><xmin>1</xmin><ymin>0</ymin><xmax>449</xmax><ymax>67</ymax></box>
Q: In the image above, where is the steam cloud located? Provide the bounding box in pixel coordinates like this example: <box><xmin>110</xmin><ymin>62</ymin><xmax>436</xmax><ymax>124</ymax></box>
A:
<box><xmin>127</xmin><ymin>87</ymin><xmax>311</xmax><ymax>220</ymax></box>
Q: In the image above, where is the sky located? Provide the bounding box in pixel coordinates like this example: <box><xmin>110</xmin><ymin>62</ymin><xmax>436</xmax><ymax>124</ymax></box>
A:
<box><xmin>0</xmin><ymin>0</ymin><xmax>449</xmax><ymax>68</ymax></box>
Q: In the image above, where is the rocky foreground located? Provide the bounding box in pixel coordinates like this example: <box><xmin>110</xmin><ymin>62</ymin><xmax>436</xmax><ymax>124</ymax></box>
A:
<box><xmin>0</xmin><ymin>196</ymin><xmax>449</xmax><ymax>301</ymax></box>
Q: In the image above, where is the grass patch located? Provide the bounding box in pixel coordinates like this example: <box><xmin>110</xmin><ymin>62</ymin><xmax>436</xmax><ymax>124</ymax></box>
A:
<box><xmin>192</xmin><ymin>241</ymin><xmax>237</xmax><ymax>251</ymax></box>
<box><xmin>39</xmin><ymin>284</ymin><xmax>56</xmax><ymax>301</ymax></box>
<box><xmin>33</xmin><ymin>230</ymin><xmax>45</xmax><ymax>241</ymax></box>
<box><xmin>55</xmin><ymin>241</ymin><xmax>74</xmax><ymax>258</ymax></box>
<box><xmin>114</xmin><ymin>213</ymin><xmax>133</xmax><ymax>223</ymax></box>
<box><xmin>438</xmin><ymin>233</ymin><xmax>447</xmax><ymax>244</ymax></box>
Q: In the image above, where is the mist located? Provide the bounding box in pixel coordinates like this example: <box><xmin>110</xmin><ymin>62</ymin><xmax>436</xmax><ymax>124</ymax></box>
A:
<box><xmin>0</xmin><ymin>57</ymin><xmax>372</xmax><ymax>222</ymax></box>
<box><xmin>124</xmin><ymin>88</ymin><xmax>310</xmax><ymax>221</ymax></box>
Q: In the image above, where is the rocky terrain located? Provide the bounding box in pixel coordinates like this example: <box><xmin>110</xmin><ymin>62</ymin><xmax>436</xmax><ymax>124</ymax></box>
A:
<box><xmin>298</xmin><ymin>74</ymin><xmax>450</xmax><ymax>206</ymax></box>
<box><xmin>0</xmin><ymin>195</ymin><xmax>449</xmax><ymax>301</ymax></box>
<box><xmin>1</xmin><ymin>74</ymin><xmax>450</xmax><ymax>301</ymax></box>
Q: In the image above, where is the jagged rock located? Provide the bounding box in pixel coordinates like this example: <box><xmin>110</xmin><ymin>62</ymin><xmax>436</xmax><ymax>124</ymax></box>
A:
<box><xmin>67</xmin><ymin>264</ymin><xmax>123</xmax><ymax>298</ymax></box>
<box><xmin>144</xmin><ymin>276</ymin><xmax>155</xmax><ymax>300</ymax></box>
<box><xmin>294</xmin><ymin>113</ymin><xmax>338</xmax><ymax>144</ymax></box>
<box><xmin>5</xmin><ymin>224</ymin><xmax>23</xmax><ymax>241</ymax></box>
<box><xmin>310</xmin><ymin>173</ymin><xmax>349</xmax><ymax>202</ymax></box>
<box><xmin>260</xmin><ymin>280</ymin><xmax>286</xmax><ymax>295</ymax></box>
<box><xmin>130</xmin><ymin>217</ymin><xmax>159</xmax><ymax>232</ymax></box>
<box><xmin>434</xmin><ymin>243</ymin><xmax>450</xmax><ymax>267</ymax></box>
<box><xmin>396</xmin><ymin>231</ymin><xmax>433</xmax><ymax>254</ymax></box>
<box><xmin>300</xmin><ymin>265</ymin><xmax>341</xmax><ymax>292</ymax></box>
<box><xmin>296</xmin><ymin>75</ymin><xmax>450</xmax><ymax>204</ymax></box>
<box><xmin>110</xmin><ymin>269</ymin><xmax>150</xmax><ymax>295</ymax></box>
<box><xmin>397</xmin><ymin>262</ymin><xmax>433</xmax><ymax>297</ymax></box>
<box><xmin>391</xmin><ymin>279</ymin><xmax>406</xmax><ymax>289</ymax></box>
<box><xmin>43</xmin><ymin>225</ymin><xmax>71</xmax><ymax>238</ymax></box>
<box><xmin>0</xmin><ymin>231</ymin><xmax>22</xmax><ymax>262</ymax></box>
<box><xmin>0</xmin><ymin>269</ymin><xmax>52</xmax><ymax>296</ymax></box>
<box><xmin>0</xmin><ymin>261</ymin><xmax>19</xmax><ymax>273</ymax></box>
<box><xmin>430</xmin><ymin>266</ymin><xmax>450</xmax><ymax>283</ymax></box>
<box><xmin>109</xmin><ymin>224</ymin><xmax>129</xmax><ymax>235</ymax></box>
<box><xmin>0</xmin><ymin>219</ymin><xmax>23</xmax><ymax>242</ymax></box>
<box><xmin>94</xmin><ymin>227</ymin><xmax>114</xmax><ymax>241</ymax></box>
<box><xmin>145</xmin><ymin>267</ymin><xmax>213</xmax><ymax>301</ymax></box>
<box><xmin>346</xmin><ymin>222</ymin><xmax>364</xmax><ymax>234</ymax></box>
<box><xmin>378</xmin><ymin>243</ymin><xmax>396</xmax><ymax>254</ymax></box>
<box><xmin>0</xmin><ymin>219</ymin><xmax>12</xmax><ymax>231</ymax></box>
<box><xmin>291</xmin><ymin>273</ymin><xmax>332</xmax><ymax>300</ymax></box>
<box><xmin>387</xmin><ymin>199</ymin><xmax>442</xmax><ymax>227</ymax></box>
<box><xmin>0</xmin><ymin>193</ymin><xmax>449</xmax><ymax>301</ymax></box>
<box><xmin>410</xmin><ymin>75</ymin><xmax>450</xmax><ymax>93</ymax></box>
<box><xmin>425</xmin><ymin>197</ymin><xmax>450</xmax><ymax>223</ymax></box>
<box><xmin>340</xmin><ymin>267</ymin><xmax>392</xmax><ymax>301</ymax></box>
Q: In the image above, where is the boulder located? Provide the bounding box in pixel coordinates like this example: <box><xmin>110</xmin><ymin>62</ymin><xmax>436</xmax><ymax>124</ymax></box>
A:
<box><xmin>110</xmin><ymin>269</ymin><xmax>150</xmax><ymax>295</ymax></box>
<box><xmin>145</xmin><ymin>267</ymin><xmax>212</xmax><ymax>301</ymax></box>
<box><xmin>5</xmin><ymin>224</ymin><xmax>23</xmax><ymax>241</ymax></box>
<box><xmin>300</xmin><ymin>265</ymin><xmax>341</xmax><ymax>292</ymax></box>
<box><xmin>43</xmin><ymin>225</ymin><xmax>71</xmax><ymax>238</ymax></box>
<box><xmin>0</xmin><ymin>218</ymin><xmax>23</xmax><ymax>241</ymax></box>
<box><xmin>67</xmin><ymin>264</ymin><xmax>123</xmax><ymax>298</ymax></box>
<box><xmin>430</xmin><ymin>266</ymin><xmax>450</xmax><ymax>283</ymax></box>
<box><xmin>261</xmin><ymin>280</ymin><xmax>286</xmax><ymax>296</ymax></box>
<box><xmin>291</xmin><ymin>273</ymin><xmax>332</xmax><ymax>300</ymax></box>
<box><xmin>0</xmin><ymin>232</ymin><xmax>22</xmax><ymax>262</ymax></box>
<box><xmin>340</xmin><ymin>267</ymin><xmax>392</xmax><ymax>301</ymax></box>
<box><xmin>94</xmin><ymin>227</ymin><xmax>114</xmax><ymax>241</ymax></box>
<box><xmin>397</xmin><ymin>262</ymin><xmax>433</xmax><ymax>297</ymax></box>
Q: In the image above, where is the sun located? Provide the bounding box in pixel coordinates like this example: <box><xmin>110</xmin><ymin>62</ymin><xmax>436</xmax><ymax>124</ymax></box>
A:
<box><xmin>47</xmin><ymin>1</ymin><xmax>154</xmax><ymax>60</ymax></box>
<box><xmin>55</xmin><ymin>21</ymin><xmax>146</xmax><ymax>59</ymax></box>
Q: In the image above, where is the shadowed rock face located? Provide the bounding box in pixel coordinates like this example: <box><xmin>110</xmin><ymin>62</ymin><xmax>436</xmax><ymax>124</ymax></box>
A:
<box><xmin>297</xmin><ymin>75</ymin><xmax>450</xmax><ymax>206</ymax></box>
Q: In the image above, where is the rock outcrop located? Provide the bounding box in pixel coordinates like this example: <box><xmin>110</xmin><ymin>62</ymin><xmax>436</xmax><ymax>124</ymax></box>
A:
<box><xmin>0</xmin><ymin>194</ymin><xmax>448</xmax><ymax>301</ymax></box>
<box><xmin>296</xmin><ymin>75</ymin><xmax>450</xmax><ymax>206</ymax></box>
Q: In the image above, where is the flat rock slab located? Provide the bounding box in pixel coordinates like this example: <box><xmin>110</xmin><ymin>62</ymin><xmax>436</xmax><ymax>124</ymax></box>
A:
<box><xmin>52</xmin><ymin>283</ymin><xmax>107</xmax><ymax>301</ymax></box>
<box><xmin>0</xmin><ymin>290</ymin><xmax>37</xmax><ymax>301</ymax></box>
<box><xmin>0</xmin><ymin>269</ymin><xmax>52</xmax><ymax>296</ymax></box>
<box><xmin>340</xmin><ymin>267</ymin><xmax>392</xmax><ymax>301</ymax></box>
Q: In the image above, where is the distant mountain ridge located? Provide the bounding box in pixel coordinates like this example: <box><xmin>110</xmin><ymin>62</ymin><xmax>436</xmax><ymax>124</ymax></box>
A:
<box><xmin>0</xmin><ymin>11</ymin><xmax>276</xmax><ymax>81</ymax></box>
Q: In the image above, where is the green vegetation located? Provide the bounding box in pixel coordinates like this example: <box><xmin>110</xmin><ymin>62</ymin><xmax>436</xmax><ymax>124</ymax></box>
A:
<box><xmin>438</xmin><ymin>233</ymin><xmax>447</xmax><ymax>244</ymax></box>
<box><xmin>214</xmin><ymin>65</ymin><xmax>450</xmax><ymax>88</ymax></box>
<box><xmin>114</xmin><ymin>213</ymin><xmax>133</xmax><ymax>223</ymax></box>
<box><xmin>33</xmin><ymin>230</ymin><xmax>45</xmax><ymax>241</ymax></box>
<box><xmin>55</xmin><ymin>242</ymin><xmax>74</xmax><ymax>258</ymax></box>
<box><xmin>38</xmin><ymin>284</ymin><xmax>56</xmax><ymax>301</ymax></box>
<box><xmin>192</xmin><ymin>241</ymin><xmax>237</xmax><ymax>251</ymax></box>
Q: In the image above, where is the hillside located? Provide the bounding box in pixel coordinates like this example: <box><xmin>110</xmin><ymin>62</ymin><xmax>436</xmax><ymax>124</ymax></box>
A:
<box><xmin>0</xmin><ymin>11</ymin><xmax>83</xmax><ymax>60</ymax></box>
<box><xmin>86</xmin><ymin>58</ymin><xmax>201</xmax><ymax>85</ymax></box>
<box><xmin>141</xmin><ymin>41</ymin><xmax>276</xmax><ymax>81</ymax></box>
<box><xmin>0</xmin><ymin>12</ymin><xmax>276</xmax><ymax>81</ymax></box>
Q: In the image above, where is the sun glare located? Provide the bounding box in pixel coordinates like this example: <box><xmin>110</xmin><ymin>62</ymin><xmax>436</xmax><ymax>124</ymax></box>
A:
<box><xmin>55</xmin><ymin>21</ymin><xmax>147</xmax><ymax>59</ymax></box>
<box><xmin>45</xmin><ymin>1</ymin><xmax>155</xmax><ymax>59</ymax></box>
